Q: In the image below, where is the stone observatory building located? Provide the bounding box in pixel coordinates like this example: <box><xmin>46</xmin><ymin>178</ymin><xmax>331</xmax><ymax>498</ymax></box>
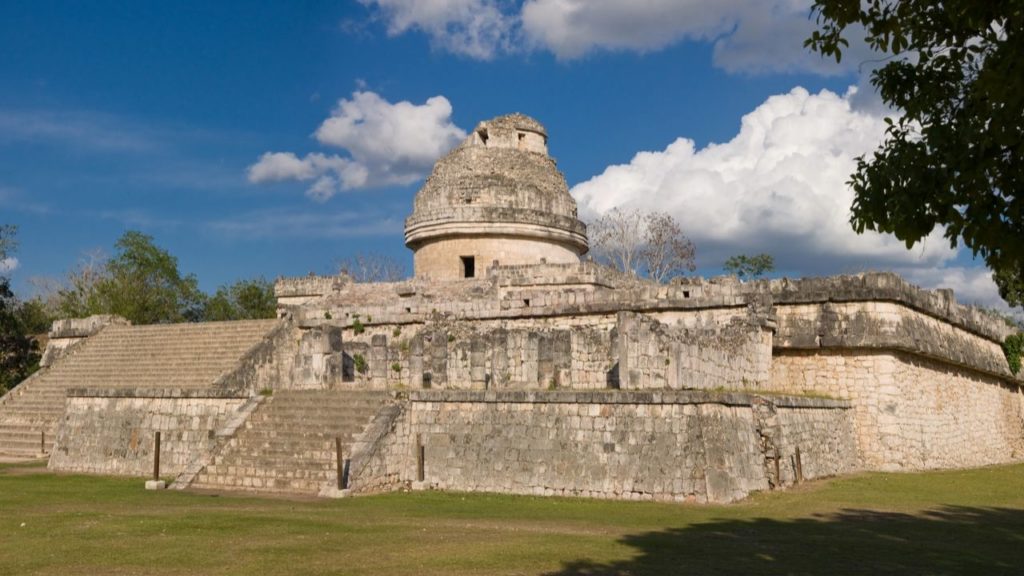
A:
<box><xmin>405</xmin><ymin>114</ymin><xmax>588</xmax><ymax>280</ymax></box>
<box><xmin>2</xmin><ymin>113</ymin><xmax>1023</xmax><ymax>504</ymax></box>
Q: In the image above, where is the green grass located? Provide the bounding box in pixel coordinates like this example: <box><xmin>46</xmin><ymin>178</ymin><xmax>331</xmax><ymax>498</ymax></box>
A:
<box><xmin>2</xmin><ymin>462</ymin><xmax>1024</xmax><ymax>575</ymax></box>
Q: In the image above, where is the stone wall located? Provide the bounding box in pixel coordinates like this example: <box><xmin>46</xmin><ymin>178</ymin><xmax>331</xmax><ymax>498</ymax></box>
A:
<box><xmin>412</xmin><ymin>236</ymin><xmax>580</xmax><ymax>281</ymax></box>
<box><xmin>349</xmin><ymin>390</ymin><xmax>856</xmax><ymax>503</ymax></box>
<box><xmin>215</xmin><ymin>321</ymin><xmax>344</xmax><ymax>393</ymax></box>
<box><xmin>771</xmin><ymin>349</ymin><xmax>1024</xmax><ymax>471</ymax></box>
<box><xmin>49</xmin><ymin>389</ymin><xmax>248</xmax><ymax>477</ymax></box>
<box><xmin>616</xmin><ymin>311</ymin><xmax>772</xmax><ymax>390</ymax></box>
<box><xmin>773</xmin><ymin>301</ymin><xmax>1014</xmax><ymax>380</ymax></box>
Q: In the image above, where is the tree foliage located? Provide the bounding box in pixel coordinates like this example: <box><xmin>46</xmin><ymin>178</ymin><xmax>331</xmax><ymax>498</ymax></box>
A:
<box><xmin>54</xmin><ymin>249</ymin><xmax>108</xmax><ymax>320</ymax></box>
<box><xmin>993</xmin><ymin>267</ymin><xmax>1024</xmax><ymax>308</ymax></box>
<box><xmin>806</xmin><ymin>1</ymin><xmax>1024</xmax><ymax>304</ymax></box>
<box><xmin>204</xmin><ymin>277</ymin><xmax>277</xmax><ymax>321</ymax></box>
<box><xmin>54</xmin><ymin>231</ymin><xmax>205</xmax><ymax>325</ymax></box>
<box><xmin>589</xmin><ymin>208</ymin><xmax>696</xmax><ymax>282</ymax></box>
<box><xmin>0</xmin><ymin>226</ymin><xmax>40</xmax><ymax>392</ymax></box>
<box><xmin>723</xmin><ymin>253</ymin><xmax>776</xmax><ymax>280</ymax></box>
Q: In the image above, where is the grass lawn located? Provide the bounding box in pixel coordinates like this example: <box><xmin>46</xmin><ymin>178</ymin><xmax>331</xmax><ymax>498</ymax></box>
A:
<box><xmin>2</xmin><ymin>461</ymin><xmax>1023</xmax><ymax>575</ymax></box>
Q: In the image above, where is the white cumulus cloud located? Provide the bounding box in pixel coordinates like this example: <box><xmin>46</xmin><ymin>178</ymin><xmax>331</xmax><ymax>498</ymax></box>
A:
<box><xmin>572</xmin><ymin>86</ymin><xmax>959</xmax><ymax>279</ymax></box>
<box><xmin>248</xmin><ymin>91</ymin><xmax>465</xmax><ymax>201</ymax></box>
<box><xmin>359</xmin><ymin>0</ymin><xmax>867</xmax><ymax>74</ymax></box>
<box><xmin>899</xmin><ymin>265</ymin><xmax>1009</xmax><ymax>312</ymax></box>
<box><xmin>0</xmin><ymin>257</ymin><xmax>19</xmax><ymax>273</ymax></box>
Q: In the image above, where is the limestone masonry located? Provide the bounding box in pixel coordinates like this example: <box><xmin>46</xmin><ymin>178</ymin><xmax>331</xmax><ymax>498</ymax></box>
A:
<box><xmin>2</xmin><ymin>114</ymin><xmax>1022</xmax><ymax>503</ymax></box>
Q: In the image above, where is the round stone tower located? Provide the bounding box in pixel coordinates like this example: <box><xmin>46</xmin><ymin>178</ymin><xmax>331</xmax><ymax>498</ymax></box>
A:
<box><xmin>405</xmin><ymin>113</ymin><xmax>589</xmax><ymax>280</ymax></box>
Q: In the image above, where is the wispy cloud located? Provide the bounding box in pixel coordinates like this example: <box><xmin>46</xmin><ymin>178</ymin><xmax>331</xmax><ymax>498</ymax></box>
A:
<box><xmin>92</xmin><ymin>208</ymin><xmax>183</xmax><ymax>230</ymax></box>
<box><xmin>0</xmin><ymin>185</ymin><xmax>52</xmax><ymax>215</ymax></box>
<box><xmin>0</xmin><ymin>109</ymin><xmax>160</xmax><ymax>153</ymax></box>
<box><xmin>206</xmin><ymin>208</ymin><xmax>404</xmax><ymax>239</ymax></box>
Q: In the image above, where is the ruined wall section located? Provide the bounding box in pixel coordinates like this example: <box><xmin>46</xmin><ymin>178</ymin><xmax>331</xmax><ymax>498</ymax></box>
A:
<box><xmin>212</xmin><ymin>320</ymin><xmax>344</xmax><ymax>393</ymax></box>
<box><xmin>39</xmin><ymin>315</ymin><xmax>129</xmax><ymax>367</ymax></box>
<box><xmin>773</xmin><ymin>301</ymin><xmax>1012</xmax><ymax>380</ymax></box>
<box><xmin>350</xmin><ymin>390</ymin><xmax>856</xmax><ymax>503</ymax></box>
<box><xmin>49</xmin><ymin>389</ymin><xmax>247</xmax><ymax>477</ymax></box>
<box><xmin>771</xmin><ymin>350</ymin><xmax>1024</xmax><ymax>470</ymax></box>
<box><xmin>616</xmin><ymin>311</ymin><xmax>773</xmax><ymax>391</ymax></box>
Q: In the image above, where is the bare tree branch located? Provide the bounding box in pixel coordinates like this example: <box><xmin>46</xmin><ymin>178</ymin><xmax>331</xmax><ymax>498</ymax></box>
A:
<box><xmin>336</xmin><ymin>253</ymin><xmax>406</xmax><ymax>283</ymax></box>
<box><xmin>589</xmin><ymin>209</ymin><xmax>696</xmax><ymax>283</ymax></box>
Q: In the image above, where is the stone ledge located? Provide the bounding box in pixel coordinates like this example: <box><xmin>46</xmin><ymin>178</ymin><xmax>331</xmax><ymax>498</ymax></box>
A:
<box><xmin>66</xmin><ymin>388</ymin><xmax>250</xmax><ymax>399</ymax></box>
<box><xmin>767</xmin><ymin>272</ymin><xmax>1014</xmax><ymax>343</ymax></box>
<box><xmin>407</xmin><ymin>389</ymin><xmax>850</xmax><ymax>409</ymax></box>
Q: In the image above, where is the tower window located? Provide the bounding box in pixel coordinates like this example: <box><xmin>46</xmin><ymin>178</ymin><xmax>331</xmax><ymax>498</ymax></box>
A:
<box><xmin>461</xmin><ymin>256</ymin><xmax>475</xmax><ymax>278</ymax></box>
<box><xmin>517</xmin><ymin>132</ymin><xmax>526</xmax><ymax>149</ymax></box>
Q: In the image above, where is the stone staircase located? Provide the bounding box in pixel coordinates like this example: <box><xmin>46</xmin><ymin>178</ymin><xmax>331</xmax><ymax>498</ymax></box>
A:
<box><xmin>0</xmin><ymin>319</ymin><xmax>281</xmax><ymax>458</ymax></box>
<box><xmin>188</xmin><ymin>390</ymin><xmax>389</xmax><ymax>495</ymax></box>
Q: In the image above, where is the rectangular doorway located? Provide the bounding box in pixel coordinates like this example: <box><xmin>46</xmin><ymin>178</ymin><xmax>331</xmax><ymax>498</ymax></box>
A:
<box><xmin>461</xmin><ymin>256</ymin><xmax>475</xmax><ymax>278</ymax></box>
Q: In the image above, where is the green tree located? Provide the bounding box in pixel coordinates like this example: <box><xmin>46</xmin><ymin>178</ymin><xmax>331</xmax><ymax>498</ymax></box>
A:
<box><xmin>0</xmin><ymin>225</ymin><xmax>40</xmax><ymax>392</ymax></box>
<box><xmin>805</xmin><ymin>1</ymin><xmax>1024</xmax><ymax>303</ymax></box>
<box><xmin>993</xmin><ymin>268</ymin><xmax>1024</xmax><ymax>307</ymax></box>
<box><xmin>204</xmin><ymin>277</ymin><xmax>277</xmax><ymax>321</ymax></box>
<box><xmin>87</xmin><ymin>231</ymin><xmax>205</xmax><ymax>324</ymax></box>
<box><xmin>15</xmin><ymin>298</ymin><xmax>54</xmax><ymax>335</ymax></box>
<box><xmin>723</xmin><ymin>254</ymin><xmax>775</xmax><ymax>280</ymax></box>
<box><xmin>54</xmin><ymin>249</ymin><xmax>108</xmax><ymax>319</ymax></box>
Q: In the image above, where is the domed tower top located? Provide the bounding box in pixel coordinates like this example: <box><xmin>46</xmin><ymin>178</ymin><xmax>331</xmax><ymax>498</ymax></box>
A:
<box><xmin>405</xmin><ymin>113</ymin><xmax>588</xmax><ymax>281</ymax></box>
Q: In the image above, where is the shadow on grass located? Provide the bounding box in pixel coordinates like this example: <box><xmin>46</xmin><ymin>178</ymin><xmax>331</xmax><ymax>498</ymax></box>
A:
<box><xmin>545</xmin><ymin>506</ymin><xmax>1024</xmax><ymax>575</ymax></box>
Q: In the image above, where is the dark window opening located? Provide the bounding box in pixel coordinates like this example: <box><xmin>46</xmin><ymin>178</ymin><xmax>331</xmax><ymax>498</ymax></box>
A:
<box><xmin>342</xmin><ymin>353</ymin><xmax>355</xmax><ymax>382</ymax></box>
<box><xmin>461</xmin><ymin>256</ymin><xmax>475</xmax><ymax>278</ymax></box>
<box><xmin>422</xmin><ymin>372</ymin><xmax>432</xmax><ymax>389</ymax></box>
<box><xmin>683</xmin><ymin>290</ymin><xmax>690</xmax><ymax>298</ymax></box>
<box><xmin>517</xmin><ymin>132</ymin><xmax>526</xmax><ymax>148</ymax></box>
<box><xmin>477</xmin><ymin>129</ymin><xmax>489</xmax><ymax>144</ymax></box>
<box><xmin>523</xmin><ymin>298</ymin><xmax>531</xmax><ymax>307</ymax></box>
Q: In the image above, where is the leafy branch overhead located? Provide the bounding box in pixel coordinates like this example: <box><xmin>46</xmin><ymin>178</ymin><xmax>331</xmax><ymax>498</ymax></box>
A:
<box><xmin>806</xmin><ymin>1</ymin><xmax>1023</xmax><ymax>304</ymax></box>
<box><xmin>724</xmin><ymin>254</ymin><xmax>775</xmax><ymax>280</ymax></box>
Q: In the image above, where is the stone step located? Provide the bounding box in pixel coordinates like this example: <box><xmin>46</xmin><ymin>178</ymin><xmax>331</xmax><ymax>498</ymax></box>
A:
<box><xmin>217</xmin><ymin>439</ymin><xmax>355</xmax><ymax>455</ymax></box>
<box><xmin>229</xmin><ymin>427</ymin><xmax>361</xmax><ymax>440</ymax></box>
<box><xmin>263</xmin><ymin>399</ymin><xmax>385</xmax><ymax>408</ymax></box>
<box><xmin>0</xmin><ymin>319</ymin><xmax>282</xmax><ymax>459</ymax></box>
<box><xmin>205</xmin><ymin>457</ymin><xmax>337</xmax><ymax>471</ymax></box>
<box><xmin>187</xmin><ymin>392</ymin><xmax>388</xmax><ymax>496</ymax></box>
<box><xmin>247</xmin><ymin>412</ymin><xmax>378</xmax><ymax>425</ymax></box>
<box><xmin>197</xmin><ymin>465</ymin><xmax>335</xmax><ymax>479</ymax></box>
<box><xmin>0</xmin><ymin>427</ymin><xmax>56</xmax><ymax>439</ymax></box>
<box><xmin>0</xmin><ymin>437</ymin><xmax>55</xmax><ymax>455</ymax></box>
<box><xmin>190</xmin><ymin>475</ymin><xmax>325</xmax><ymax>494</ymax></box>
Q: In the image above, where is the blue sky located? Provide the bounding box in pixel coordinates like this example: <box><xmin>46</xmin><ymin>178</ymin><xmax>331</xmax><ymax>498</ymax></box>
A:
<box><xmin>0</xmin><ymin>1</ymin><xmax>1006</xmax><ymax>309</ymax></box>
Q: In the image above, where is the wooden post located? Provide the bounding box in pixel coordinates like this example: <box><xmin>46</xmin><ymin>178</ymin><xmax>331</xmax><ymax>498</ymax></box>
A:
<box><xmin>153</xmin><ymin>431</ymin><xmax>161</xmax><ymax>481</ymax></box>
<box><xmin>416</xmin><ymin>434</ymin><xmax>425</xmax><ymax>482</ymax></box>
<box><xmin>335</xmin><ymin>437</ymin><xmax>344</xmax><ymax>490</ymax></box>
<box><xmin>794</xmin><ymin>446</ymin><xmax>804</xmax><ymax>485</ymax></box>
<box><xmin>773</xmin><ymin>447</ymin><xmax>780</xmax><ymax>488</ymax></box>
